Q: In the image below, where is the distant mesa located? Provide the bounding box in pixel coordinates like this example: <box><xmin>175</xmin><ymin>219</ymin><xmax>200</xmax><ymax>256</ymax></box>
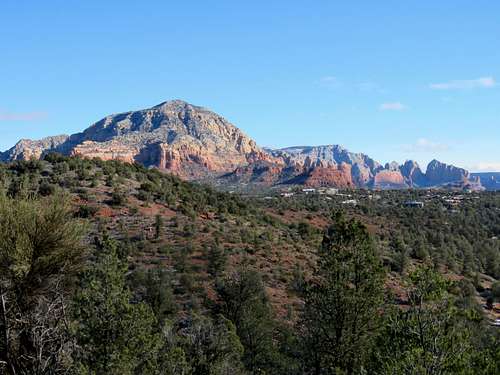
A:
<box><xmin>0</xmin><ymin>99</ymin><xmax>494</xmax><ymax>191</ymax></box>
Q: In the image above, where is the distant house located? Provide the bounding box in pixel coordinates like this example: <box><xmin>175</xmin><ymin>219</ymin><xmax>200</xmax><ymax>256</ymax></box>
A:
<box><xmin>280</xmin><ymin>192</ymin><xmax>294</xmax><ymax>198</ymax></box>
<box><xmin>404</xmin><ymin>201</ymin><xmax>424</xmax><ymax>208</ymax></box>
<box><xmin>342</xmin><ymin>199</ymin><xmax>358</xmax><ymax>206</ymax></box>
<box><xmin>302</xmin><ymin>188</ymin><xmax>316</xmax><ymax>194</ymax></box>
<box><xmin>325</xmin><ymin>188</ymin><xmax>339</xmax><ymax>195</ymax></box>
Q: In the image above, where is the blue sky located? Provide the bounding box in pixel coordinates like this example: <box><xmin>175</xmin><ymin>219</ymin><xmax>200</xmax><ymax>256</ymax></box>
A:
<box><xmin>1</xmin><ymin>0</ymin><xmax>499</xmax><ymax>171</ymax></box>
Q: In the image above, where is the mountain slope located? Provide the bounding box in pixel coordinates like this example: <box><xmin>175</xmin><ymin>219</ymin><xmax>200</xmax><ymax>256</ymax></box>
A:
<box><xmin>1</xmin><ymin>100</ymin><xmax>272</xmax><ymax>179</ymax></box>
<box><xmin>0</xmin><ymin>135</ymin><xmax>69</xmax><ymax>162</ymax></box>
<box><xmin>0</xmin><ymin>99</ymin><xmax>487</xmax><ymax>190</ymax></box>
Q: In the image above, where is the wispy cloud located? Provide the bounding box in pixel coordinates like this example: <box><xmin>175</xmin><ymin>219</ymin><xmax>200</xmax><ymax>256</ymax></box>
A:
<box><xmin>0</xmin><ymin>110</ymin><xmax>48</xmax><ymax>121</ymax></box>
<box><xmin>468</xmin><ymin>162</ymin><xmax>500</xmax><ymax>172</ymax></box>
<box><xmin>429</xmin><ymin>76</ymin><xmax>496</xmax><ymax>90</ymax></box>
<box><xmin>401</xmin><ymin>138</ymin><xmax>450</xmax><ymax>153</ymax></box>
<box><xmin>379</xmin><ymin>102</ymin><xmax>408</xmax><ymax>111</ymax></box>
<box><xmin>319</xmin><ymin>76</ymin><xmax>341</xmax><ymax>88</ymax></box>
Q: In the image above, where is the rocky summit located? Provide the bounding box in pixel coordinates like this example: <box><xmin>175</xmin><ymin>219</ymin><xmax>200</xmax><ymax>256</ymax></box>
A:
<box><xmin>1</xmin><ymin>100</ymin><xmax>272</xmax><ymax>179</ymax></box>
<box><xmin>0</xmin><ymin>100</ymin><xmax>488</xmax><ymax>190</ymax></box>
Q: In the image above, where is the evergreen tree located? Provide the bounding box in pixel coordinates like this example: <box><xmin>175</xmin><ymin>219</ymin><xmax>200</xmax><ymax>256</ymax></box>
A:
<box><xmin>300</xmin><ymin>213</ymin><xmax>385</xmax><ymax>375</ymax></box>
<box><xmin>179</xmin><ymin>314</ymin><xmax>244</xmax><ymax>375</ymax></box>
<box><xmin>154</xmin><ymin>214</ymin><xmax>163</xmax><ymax>239</ymax></box>
<box><xmin>377</xmin><ymin>266</ymin><xmax>475</xmax><ymax>375</ymax></box>
<box><xmin>216</xmin><ymin>268</ymin><xmax>293</xmax><ymax>374</ymax></box>
<box><xmin>72</xmin><ymin>236</ymin><xmax>160</xmax><ymax>374</ymax></box>
<box><xmin>0</xmin><ymin>193</ymin><xmax>84</xmax><ymax>375</ymax></box>
<box><xmin>207</xmin><ymin>243</ymin><xmax>227</xmax><ymax>277</ymax></box>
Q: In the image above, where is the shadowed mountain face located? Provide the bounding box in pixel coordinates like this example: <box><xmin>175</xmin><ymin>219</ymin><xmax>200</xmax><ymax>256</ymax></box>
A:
<box><xmin>0</xmin><ymin>100</ymin><xmax>489</xmax><ymax>190</ymax></box>
<box><xmin>472</xmin><ymin>173</ymin><xmax>500</xmax><ymax>191</ymax></box>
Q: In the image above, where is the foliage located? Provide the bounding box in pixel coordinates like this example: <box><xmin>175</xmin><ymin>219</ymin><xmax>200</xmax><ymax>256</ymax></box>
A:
<box><xmin>216</xmin><ymin>268</ymin><xmax>299</xmax><ymax>374</ymax></box>
<box><xmin>72</xmin><ymin>236</ymin><xmax>161</xmax><ymax>374</ymax></box>
<box><xmin>0</xmin><ymin>193</ymin><xmax>84</xmax><ymax>374</ymax></box>
<box><xmin>0</xmin><ymin>156</ymin><xmax>499</xmax><ymax>373</ymax></box>
<box><xmin>300</xmin><ymin>212</ymin><xmax>386</xmax><ymax>375</ymax></box>
<box><xmin>376</xmin><ymin>266</ymin><xmax>475</xmax><ymax>375</ymax></box>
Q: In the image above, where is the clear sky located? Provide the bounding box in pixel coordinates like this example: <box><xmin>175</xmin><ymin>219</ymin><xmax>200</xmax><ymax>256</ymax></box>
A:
<box><xmin>1</xmin><ymin>1</ymin><xmax>499</xmax><ymax>171</ymax></box>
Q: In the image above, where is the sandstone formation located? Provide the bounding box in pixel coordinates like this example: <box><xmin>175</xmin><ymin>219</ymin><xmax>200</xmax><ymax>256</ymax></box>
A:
<box><xmin>298</xmin><ymin>164</ymin><xmax>354</xmax><ymax>188</ymax></box>
<box><xmin>0</xmin><ymin>99</ymin><xmax>485</xmax><ymax>190</ymax></box>
<box><xmin>424</xmin><ymin>159</ymin><xmax>470</xmax><ymax>186</ymax></box>
<box><xmin>1</xmin><ymin>100</ymin><xmax>272</xmax><ymax>179</ymax></box>
<box><xmin>0</xmin><ymin>135</ymin><xmax>69</xmax><ymax>162</ymax></box>
<box><xmin>399</xmin><ymin>160</ymin><xmax>426</xmax><ymax>187</ymax></box>
<box><xmin>269</xmin><ymin>145</ymin><xmax>381</xmax><ymax>187</ymax></box>
<box><xmin>373</xmin><ymin>169</ymin><xmax>407</xmax><ymax>189</ymax></box>
<box><xmin>472</xmin><ymin>173</ymin><xmax>500</xmax><ymax>191</ymax></box>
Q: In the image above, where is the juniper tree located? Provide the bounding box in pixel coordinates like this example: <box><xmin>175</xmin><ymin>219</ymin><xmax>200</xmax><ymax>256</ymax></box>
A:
<box><xmin>0</xmin><ymin>193</ymin><xmax>85</xmax><ymax>375</ymax></box>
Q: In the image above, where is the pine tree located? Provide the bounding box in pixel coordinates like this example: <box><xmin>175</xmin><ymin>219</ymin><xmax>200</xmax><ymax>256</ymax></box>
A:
<box><xmin>301</xmin><ymin>213</ymin><xmax>385</xmax><ymax>375</ymax></box>
<box><xmin>72</xmin><ymin>236</ymin><xmax>160</xmax><ymax>374</ymax></box>
<box><xmin>377</xmin><ymin>266</ymin><xmax>475</xmax><ymax>375</ymax></box>
<box><xmin>216</xmin><ymin>268</ymin><xmax>289</xmax><ymax>373</ymax></box>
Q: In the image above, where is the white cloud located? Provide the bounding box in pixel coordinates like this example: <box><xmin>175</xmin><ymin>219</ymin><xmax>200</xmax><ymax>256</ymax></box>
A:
<box><xmin>429</xmin><ymin>76</ymin><xmax>496</xmax><ymax>90</ymax></box>
<box><xmin>0</xmin><ymin>110</ymin><xmax>47</xmax><ymax>121</ymax></box>
<box><xmin>468</xmin><ymin>162</ymin><xmax>500</xmax><ymax>172</ymax></box>
<box><xmin>379</xmin><ymin>102</ymin><xmax>408</xmax><ymax>111</ymax></box>
<box><xmin>401</xmin><ymin>138</ymin><xmax>450</xmax><ymax>153</ymax></box>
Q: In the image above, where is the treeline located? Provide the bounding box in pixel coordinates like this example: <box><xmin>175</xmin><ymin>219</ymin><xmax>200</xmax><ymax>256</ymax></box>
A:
<box><xmin>0</xmin><ymin>155</ymin><xmax>258</xmax><ymax>220</ymax></box>
<box><xmin>1</xmin><ymin>193</ymin><xmax>499</xmax><ymax>374</ymax></box>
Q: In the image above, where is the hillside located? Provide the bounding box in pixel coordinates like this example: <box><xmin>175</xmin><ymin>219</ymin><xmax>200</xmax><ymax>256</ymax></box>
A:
<box><xmin>1</xmin><ymin>155</ymin><xmax>499</xmax><ymax>373</ymax></box>
<box><xmin>1</xmin><ymin>155</ymin><xmax>498</xmax><ymax>316</ymax></box>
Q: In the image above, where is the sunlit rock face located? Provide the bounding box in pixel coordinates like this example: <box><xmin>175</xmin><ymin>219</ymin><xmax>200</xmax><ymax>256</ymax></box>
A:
<box><xmin>0</xmin><ymin>100</ymin><xmax>483</xmax><ymax>190</ymax></box>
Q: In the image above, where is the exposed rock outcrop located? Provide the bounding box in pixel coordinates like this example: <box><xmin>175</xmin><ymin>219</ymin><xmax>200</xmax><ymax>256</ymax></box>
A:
<box><xmin>1</xmin><ymin>100</ymin><xmax>272</xmax><ymax>179</ymax></box>
<box><xmin>424</xmin><ymin>159</ymin><xmax>470</xmax><ymax>187</ymax></box>
<box><xmin>298</xmin><ymin>164</ymin><xmax>354</xmax><ymax>188</ymax></box>
<box><xmin>267</xmin><ymin>145</ymin><xmax>381</xmax><ymax>187</ymax></box>
<box><xmin>400</xmin><ymin>160</ymin><xmax>426</xmax><ymax>187</ymax></box>
<box><xmin>0</xmin><ymin>99</ymin><xmax>485</xmax><ymax>190</ymax></box>
<box><xmin>472</xmin><ymin>173</ymin><xmax>500</xmax><ymax>191</ymax></box>
<box><xmin>373</xmin><ymin>169</ymin><xmax>407</xmax><ymax>189</ymax></box>
<box><xmin>0</xmin><ymin>135</ymin><xmax>69</xmax><ymax>161</ymax></box>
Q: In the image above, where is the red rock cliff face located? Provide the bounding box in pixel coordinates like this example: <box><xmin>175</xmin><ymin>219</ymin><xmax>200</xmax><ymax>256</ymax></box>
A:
<box><xmin>373</xmin><ymin>170</ymin><xmax>407</xmax><ymax>188</ymax></box>
<box><xmin>302</xmin><ymin>164</ymin><xmax>354</xmax><ymax>188</ymax></box>
<box><xmin>71</xmin><ymin>141</ymin><xmax>138</xmax><ymax>164</ymax></box>
<box><xmin>0</xmin><ymin>100</ymin><xmax>482</xmax><ymax>190</ymax></box>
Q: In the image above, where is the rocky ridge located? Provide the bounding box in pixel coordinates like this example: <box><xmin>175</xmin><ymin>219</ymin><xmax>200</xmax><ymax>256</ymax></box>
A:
<box><xmin>0</xmin><ymin>100</ymin><xmax>486</xmax><ymax>190</ymax></box>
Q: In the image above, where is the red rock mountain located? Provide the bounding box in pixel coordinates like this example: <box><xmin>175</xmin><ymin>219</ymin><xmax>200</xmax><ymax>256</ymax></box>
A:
<box><xmin>1</xmin><ymin>100</ymin><xmax>272</xmax><ymax>179</ymax></box>
<box><xmin>0</xmin><ymin>100</ymin><xmax>483</xmax><ymax>190</ymax></box>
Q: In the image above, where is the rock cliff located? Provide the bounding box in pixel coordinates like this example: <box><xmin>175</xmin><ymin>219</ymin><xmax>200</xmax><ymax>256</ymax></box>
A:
<box><xmin>1</xmin><ymin>100</ymin><xmax>271</xmax><ymax>179</ymax></box>
<box><xmin>0</xmin><ymin>99</ymin><xmax>485</xmax><ymax>190</ymax></box>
